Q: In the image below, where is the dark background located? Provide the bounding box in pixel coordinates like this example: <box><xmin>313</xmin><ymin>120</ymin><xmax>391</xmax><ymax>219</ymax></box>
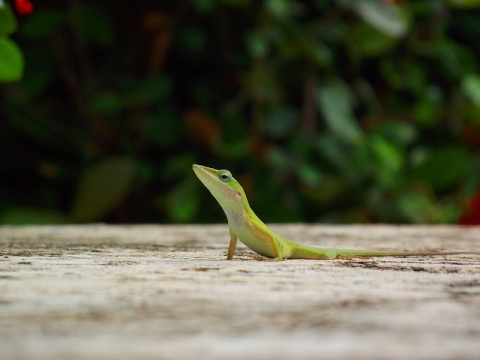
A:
<box><xmin>1</xmin><ymin>0</ymin><xmax>480</xmax><ymax>225</ymax></box>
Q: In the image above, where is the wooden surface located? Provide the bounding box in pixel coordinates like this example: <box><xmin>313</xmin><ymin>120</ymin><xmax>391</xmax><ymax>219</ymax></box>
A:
<box><xmin>0</xmin><ymin>224</ymin><xmax>479</xmax><ymax>360</ymax></box>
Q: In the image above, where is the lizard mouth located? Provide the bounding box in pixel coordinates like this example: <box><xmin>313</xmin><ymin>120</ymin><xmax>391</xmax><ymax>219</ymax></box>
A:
<box><xmin>192</xmin><ymin>164</ymin><xmax>214</xmax><ymax>182</ymax></box>
<box><xmin>192</xmin><ymin>164</ymin><xmax>234</xmax><ymax>199</ymax></box>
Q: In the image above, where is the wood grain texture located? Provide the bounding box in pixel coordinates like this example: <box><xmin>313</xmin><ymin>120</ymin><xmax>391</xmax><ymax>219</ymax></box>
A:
<box><xmin>1</xmin><ymin>224</ymin><xmax>479</xmax><ymax>360</ymax></box>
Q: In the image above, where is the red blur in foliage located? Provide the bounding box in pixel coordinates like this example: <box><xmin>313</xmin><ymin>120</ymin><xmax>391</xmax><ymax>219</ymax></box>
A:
<box><xmin>15</xmin><ymin>0</ymin><xmax>34</xmax><ymax>15</ymax></box>
<box><xmin>458</xmin><ymin>193</ymin><xmax>480</xmax><ymax>225</ymax></box>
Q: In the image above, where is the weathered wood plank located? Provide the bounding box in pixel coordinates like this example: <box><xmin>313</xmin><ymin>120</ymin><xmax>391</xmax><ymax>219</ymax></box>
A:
<box><xmin>0</xmin><ymin>225</ymin><xmax>479</xmax><ymax>359</ymax></box>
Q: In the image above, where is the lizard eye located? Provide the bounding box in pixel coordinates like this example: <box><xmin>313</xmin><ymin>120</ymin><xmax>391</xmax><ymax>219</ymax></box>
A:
<box><xmin>219</xmin><ymin>171</ymin><xmax>232</xmax><ymax>182</ymax></box>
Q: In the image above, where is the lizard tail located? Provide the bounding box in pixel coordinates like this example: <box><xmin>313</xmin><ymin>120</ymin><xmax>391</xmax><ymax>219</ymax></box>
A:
<box><xmin>288</xmin><ymin>244</ymin><xmax>480</xmax><ymax>260</ymax></box>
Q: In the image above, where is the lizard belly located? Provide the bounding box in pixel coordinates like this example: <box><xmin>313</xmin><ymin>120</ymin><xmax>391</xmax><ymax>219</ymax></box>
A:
<box><xmin>230</xmin><ymin>222</ymin><xmax>276</xmax><ymax>258</ymax></box>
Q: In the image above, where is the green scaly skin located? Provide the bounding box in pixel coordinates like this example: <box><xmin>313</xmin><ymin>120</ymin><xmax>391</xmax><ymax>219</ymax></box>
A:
<box><xmin>193</xmin><ymin>164</ymin><xmax>480</xmax><ymax>260</ymax></box>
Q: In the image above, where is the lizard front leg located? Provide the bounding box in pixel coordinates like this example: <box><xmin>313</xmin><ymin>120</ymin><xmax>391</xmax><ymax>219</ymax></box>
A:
<box><xmin>227</xmin><ymin>225</ymin><xmax>238</xmax><ymax>260</ymax></box>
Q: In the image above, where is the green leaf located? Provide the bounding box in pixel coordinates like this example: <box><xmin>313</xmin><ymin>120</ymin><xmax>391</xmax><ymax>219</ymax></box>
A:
<box><xmin>0</xmin><ymin>208</ymin><xmax>66</xmax><ymax>225</ymax></box>
<box><xmin>245</xmin><ymin>62</ymin><xmax>281</xmax><ymax>102</ymax></box>
<box><xmin>296</xmin><ymin>163</ymin><xmax>323</xmax><ymax>187</ymax></box>
<box><xmin>0</xmin><ymin>2</ymin><xmax>17</xmax><ymax>36</ymax></box>
<box><xmin>161</xmin><ymin>154</ymin><xmax>197</xmax><ymax>181</ymax></box>
<box><xmin>91</xmin><ymin>92</ymin><xmax>124</xmax><ymax>116</ymax></box>
<box><xmin>126</xmin><ymin>75</ymin><xmax>172</xmax><ymax>107</ymax></box>
<box><xmin>316</xmin><ymin>80</ymin><xmax>363</xmax><ymax>144</ymax></box>
<box><xmin>262</xmin><ymin>106</ymin><xmax>298</xmax><ymax>139</ymax></box>
<box><xmin>71</xmin><ymin>158</ymin><xmax>137</xmax><ymax>222</ymax></box>
<box><xmin>316</xmin><ymin>134</ymin><xmax>354</xmax><ymax>176</ymax></box>
<box><xmin>299</xmin><ymin>36</ymin><xmax>333</xmax><ymax>67</ymax></box>
<box><xmin>246</xmin><ymin>32</ymin><xmax>269</xmax><ymax>58</ymax></box>
<box><xmin>190</xmin><ymin>0</ymin><xmax>216</xmax><ymax>14</ymax></box>
<box><xmin>413</xmin><ymin>87</ymin><xmax>443</xmax><ymax>127</ymax></box>
<box><xmin>0</xmin><ymin>37</ymin><xmax>24</xmax><ymax>82</ymax></box>
<box><xmin>266</xmin><ymin>146</ymin><xmax>290</xmax><ymax>170</ymax></box>
<box><xmin>409</xmin><ymin>147</ymin><xmax>473</xmax><ymax>192</ymax></box>
<box><xmin>19</xmin><ymin>11</ymin><xmax>66</xmax><ymax>39</ymax></box>
<box><xmin>447</xmin><ymin>0</ymin><xmax>480</xmax><ymax>8</ymax></box>
<box><xmin>370</xmin><ymin>134</ymin><xmax>403</xmax><ymax>173</ymax></box>
<box><xmin>178</xmin><ymin>26</ymin><xmax>207</xmax><ymax>54</ymax></box>
<box><xmin>80</xmin><ymin>3</ymin><xmax>114</xmax><ymax>45</ymax></box>
<box><xmin>397</xmin><ymin>192</ymin><xmax>443</xmax><ymax>224</ymax></box>
<box><xmin>18</xmin><ymin>46</ymin><xmax>56</xmax><ymax>98</ymax></box>
<box><xmin>265</xmin><ymin>0</ymin><xmax>292</xmax><ymax>18</ymax></box>
<box><xmin>166</xmin><ymin>180</ymin><xmax>199</xmax><ymax>223</ymax></box>
<box><xmin>354</xmin><ymin>0</ymin><xmax>409</xmax><ymax>37</ymax></box>
<box><xmin>369</xmin><ymin>134</ymin><xmax>403</xmax><ymax>185</ymax></box>
<box><xmin>220</xmin><ymin>0</ymin><xmax>249</xmax><ymax>6</ymax></box>
<box><xmin>141</xmin><ymin>107</ymin><xmax>181</xmax><ymax>147</ymax></box>
<box><xmin>212</xmin><ymin>138</ymin><xmax>249</xmax><ymax>160</ymax></box>
<box><xmin>374</xmin><ymin>121</ymin><xmax>417</xmax><ymax>148</ymax></box>
<box><xmin>462</xmin><ymin>73</ymin><xmax>480</xmax><ymax>107</ymax></box>
<box><xmin>348</xmin><ymin>23</ymin><xmax>399</xmax><ymax>58</ymax></box>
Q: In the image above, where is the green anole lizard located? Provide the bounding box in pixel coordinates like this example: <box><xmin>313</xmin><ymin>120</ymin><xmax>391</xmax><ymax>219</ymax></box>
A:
<box><xmin>193</xmin><ymin>164</ymin><xmax>480</xmax><ymax>260</ymax></box>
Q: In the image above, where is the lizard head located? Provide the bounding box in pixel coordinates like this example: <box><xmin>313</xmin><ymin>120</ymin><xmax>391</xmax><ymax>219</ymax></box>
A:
<box><xmin>192</xmin><ymin>164</ymin><xmax>247</xmax><ymax>212</ymax></box>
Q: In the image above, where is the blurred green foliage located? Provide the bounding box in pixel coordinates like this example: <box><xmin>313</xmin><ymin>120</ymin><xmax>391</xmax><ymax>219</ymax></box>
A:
<box><xmin>0</xmin><ymin>2</ymin><xmax>24</xmax><ymax>81</ymax></box>
<box><xmin>1</xmin><ymin>0</ymin><xmax>480</xmax><ymax>224</ymax></box>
